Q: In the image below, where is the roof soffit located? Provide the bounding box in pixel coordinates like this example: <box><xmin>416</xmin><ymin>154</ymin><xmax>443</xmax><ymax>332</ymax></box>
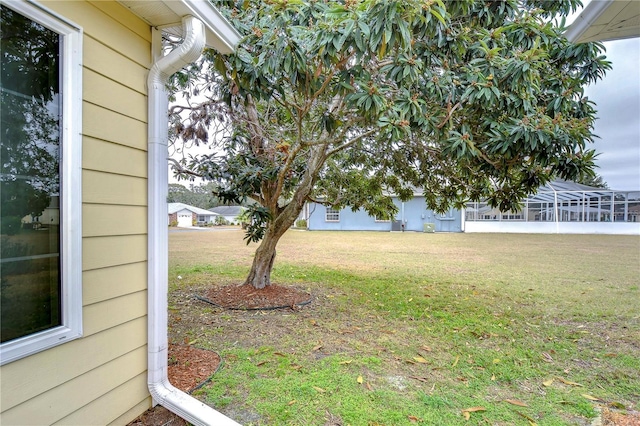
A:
<box><xmin>566</xmin><ymin>0</ymin><xmax>640</xmax><ymax>43</ymax></box>
<box><xmin>117</xmin><ymin>0</ymin><xmax>240</xmax><ymax>53</ymax></box>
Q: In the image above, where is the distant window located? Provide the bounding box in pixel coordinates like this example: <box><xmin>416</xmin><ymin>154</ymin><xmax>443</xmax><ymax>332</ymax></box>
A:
<box><xmin>325</xmin><ymin>207</ymin><xmax>340</xmax><ymax>222</ymax></box>
<box><xmin>437</xmin><ymin>209</ymin><xmax>455</xmax><ymax>221</ymax></box>
<box><xmin>1</xmin><ymin>2</ymin><xmax>82</xmax><ymax>365</ymax></box>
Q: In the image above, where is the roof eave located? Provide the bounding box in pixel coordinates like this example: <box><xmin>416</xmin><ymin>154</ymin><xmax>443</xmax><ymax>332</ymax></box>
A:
<box><xmin>565</xmin><ymin>0</ymin><xmax>613</xmax><ymax>43</ymax></box>
<box><xmin>566</xmin><ymin>0</ymin><xmax>640</xmax><ymax>44</ymax></box>
<box><xmin>118</xmin><ymin>0</ymin><xmax>240</xmax><ymax>52</ymax></box>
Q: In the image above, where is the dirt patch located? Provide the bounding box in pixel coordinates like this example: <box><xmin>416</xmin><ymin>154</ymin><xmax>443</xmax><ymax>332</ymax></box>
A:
<box><xmin>126</xmin><ymin>405</ymin><xmax>187</xmax><ymax>426</ymax></box>
<box><xmin>200</xmin><ymin>283</ymin><xmax>312</xmax><ymax>310</ymax></box>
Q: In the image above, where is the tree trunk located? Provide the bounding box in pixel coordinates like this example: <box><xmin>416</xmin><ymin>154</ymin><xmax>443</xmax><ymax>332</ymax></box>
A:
<box><xmin>244</xmin><ymin>228</ymin><xmax>279</xmax><ymax>289</ymax></box>
<box><xmin>245</xmin><ymin>144</ymin><xmax>328</xmax><ymax>289</ymax></box>
<box><xmin>244</xmin><ymin>209</ymin><xmax>298</xmax><ymax>289</ymax></box>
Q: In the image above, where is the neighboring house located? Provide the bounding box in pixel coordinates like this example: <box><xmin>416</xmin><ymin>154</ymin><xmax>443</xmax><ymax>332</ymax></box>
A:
<box><xmin>305</xmin><ymin>195</ymin><xmax>463</xmax><ymax>233</ymax></box>
<box><xmin>210</xmin><ymin>205</ymin><xmax>247</xmax><ymax>224</ymax></box>
<box><xmin>21</xmin><ymin>195</ymin><xmax>61</xmax><ymax>227</ymax></box>
<box><xmin>465</xmin><ymin>180</ymin><xmax>640</xmax><ymax>235</ymax></box>
<box><xmin>0</xmin><ymin>1</ymin><xmax>240</xmax><ymax>425</ymax></box>
<box><xmin>304</xmin><ymin>180</ymin><xmax>639</xmax><ymax>235</ymax></box>
<box><xmin>169</xmin><ymin>202</ymin><xmax>219</xmax><ymax>227</ymax></box>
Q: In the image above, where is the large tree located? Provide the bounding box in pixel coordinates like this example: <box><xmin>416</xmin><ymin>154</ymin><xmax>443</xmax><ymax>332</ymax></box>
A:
<box><xmin>1</xmin><ymin>6</ymin><xmax>60</xmax><ymax>228</ymax></box>
<box><xmin>170</xmin><ymin>0</ymin><xmax>609</xmax><ymax>289</ymax></box>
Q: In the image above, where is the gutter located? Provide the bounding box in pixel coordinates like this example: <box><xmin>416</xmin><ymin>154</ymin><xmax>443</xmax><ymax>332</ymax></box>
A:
<box><xmin>147</xmin><ymin>15</ymin><xmax>241</xmax><ymax>426</ymax></box>
<box><xmin>565</xmin><ymin>0</ymin><xmax>613</xmax><ymax>43</ymax></box>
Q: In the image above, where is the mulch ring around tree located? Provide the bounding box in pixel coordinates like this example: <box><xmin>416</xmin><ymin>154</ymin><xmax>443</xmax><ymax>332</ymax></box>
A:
<box><xmin>198</xmin><ymin>283</ymin><xmax>312</xmax><ymax>310</ymax></box>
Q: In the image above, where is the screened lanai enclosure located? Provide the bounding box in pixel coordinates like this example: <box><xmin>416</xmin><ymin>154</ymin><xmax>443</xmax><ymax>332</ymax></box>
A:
<box><xmin>464</xmin><ymin>180</ymin><xmax>640</xmax><ymax>235</ymax></box>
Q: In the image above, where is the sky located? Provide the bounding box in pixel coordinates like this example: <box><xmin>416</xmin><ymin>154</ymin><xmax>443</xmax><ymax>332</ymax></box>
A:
<box><xmin>582</xmin><ymin>37</ymin><xmax>640</xmax><ymax>190</ymax></box>
<box><xmin>567</xmin><ymin>2</ymin><xmax>640</xmax><ymax>191</ymax></box>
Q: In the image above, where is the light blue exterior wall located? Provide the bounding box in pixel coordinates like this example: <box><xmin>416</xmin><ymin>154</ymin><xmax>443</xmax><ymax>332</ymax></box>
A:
<box><xmin>306</xmin><ymin>197</ymin><xmax>463</xmax><ymax>232</ymax></box>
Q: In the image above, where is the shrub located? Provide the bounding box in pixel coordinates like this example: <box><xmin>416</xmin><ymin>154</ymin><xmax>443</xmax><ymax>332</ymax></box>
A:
<box><xmin>295</xmin><ymin>219</ymin><xmax>307</xmax><ymax>229</ymax></box>
<box><xmin>214</xmin><ymin>216</ymin><xmax>230</xmax><ymax>226</ymax></box>
<box><xmin>169</xmin><ymin>220</ymin><xmax>178</xmax><ymax>227</ymax></box>
<box><xmin>1</xmin><ymin>216</ymin><xmax>23</xmax><ymax>235</ymax></box>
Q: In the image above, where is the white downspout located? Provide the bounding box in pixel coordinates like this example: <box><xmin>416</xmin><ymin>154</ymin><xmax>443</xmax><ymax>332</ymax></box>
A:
<box><xmin>147</xmin><ymin>15</ymin><xmax>240</xmax><ymax>426</ymax></box>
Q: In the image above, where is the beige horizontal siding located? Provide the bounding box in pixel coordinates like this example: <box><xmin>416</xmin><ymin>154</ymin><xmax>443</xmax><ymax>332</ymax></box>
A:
<box><xmin>42</xmin><ymin>0</ymin><xmax>151</xmax><ymax>66</ymax></box>
<box><xmin>84</xmin><ymin>137</ymin><xmax>146</xmax><ymax>178</ymax></box>
<box><xmin>0</xmin><ymin>346</ymin><xmax>146</xmax><ymax>425</ymax></box>
<box><xmin>53</xmin><ymin>373</ymin><xmax>149</xmax><ymax>426</ymax></box>
<box><xmin>82</xmin><ymin>262</ymin><xmax>147</xmax><ymax>306</ymax></box>
<box><xmin>0</xmin><ymin>317</ymin><xmax>146</xmax><ymax>412</ymax></box>
<box><xmin>83</xmin><ymin>291</ymin><xmax>147</xmax><ymax>336</ymax></box>
<box><xmin>84</xmin><ymin>68</ymin><xmax>147</xmax><ymax>122</ymax></box>
<box><xmin>83</xmin><ymin>204</ymin><xmax>147</xmax><ymax>237</ymax></box>
<box><xmin>88</xmin><ymin>0</ymin><xmax>151</xmax><ymax>41</ymax></box>
<box><xmin>83</xmin><ymin>235</ymin><xmax>147</xmax><ymax>271</ymax></box>
<box><xmin>0</xmin><ymin>2</ymin><xmax>153</xmax><ymax>425</ymax></box>
<box><xmin>83</xmin><ymin>170</ymin><xmax>147</xmax><ymax>206</ymax></box>
<box><xmin>83</xmin><ymin>102</ymin><xmax>147</xmax><ymax>151</ymax></box>
<box><xmin>84</xmin><ymin>36</ymin><xmax>148</xmax><ymax>94</ymax></box>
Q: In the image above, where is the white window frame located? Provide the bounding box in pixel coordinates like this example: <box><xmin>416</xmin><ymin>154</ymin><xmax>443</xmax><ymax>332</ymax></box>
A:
<box><xmin>0</xmin><ymin>0</ymin><xmax>83</xmax><ymax>365</ymax></box>
<box><xmin>325</xmin><ymin>207</ymin><xmax>340</xmax><ymax>222</ymax></box>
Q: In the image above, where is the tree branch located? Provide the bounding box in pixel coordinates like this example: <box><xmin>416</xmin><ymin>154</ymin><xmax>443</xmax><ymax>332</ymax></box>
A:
<box><xmin>167</xmin><ymin>157</ymin><xmax>203</xmax><ymax>178</ymax></box>
<box><xmin>326</xmin><ymin>127</ymin><xmax>379</xmax><ymax>157</ymax></box>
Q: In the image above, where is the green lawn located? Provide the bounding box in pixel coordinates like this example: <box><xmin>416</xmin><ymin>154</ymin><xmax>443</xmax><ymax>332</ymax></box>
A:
<box><xmin>169</xmin><ymin>230</ymin><xmax>640</xmax><ymax>425</ymax></box>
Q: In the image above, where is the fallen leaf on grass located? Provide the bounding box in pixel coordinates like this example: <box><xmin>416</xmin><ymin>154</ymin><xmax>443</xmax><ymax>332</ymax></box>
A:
<box><xmin>609</xmin><ymin>401</ymin><xmax>625</xmax><ymax>409</ymax></box>
<box><xmin>408</xmin><ymin>415</ymin><xmax>421</xmax><ymax>422</ymax></box>
<box><xmin>339</xmin><ymin>360</ymin><xmax>353</xmax><ymax>365</ymax></box>
<box><xmin>515</xmin><ymin>410</ymin><xmax>538</xmax><ymax>425</ymax></box>
<box><xmin>541</xmin><ymin>352</ymin><xmax>554</xmax><ymax>363</ymax></box>
<box><xmin>504</xmin><ymin>399</ymin><xmax>528</xmax><ymax>407</ymax></box>
<box><xmin>556</xmin><ymin>377</ymin><xmax>583</xmax><ymax>387</ymax></box>
<box><xmin>313</xmin><ymin>386</ymin><xmax>326</xmax><ymax>393</ymax></box>
<box><xmin>452</xmin><ymin>356</ymin><xmax>460</xmax><ymax>367</ymax></box>
<box><xmin>413</xmin><ymin>356</ymin><xmax>429</xmax><ymax>363</ymax></box>
<box><xmin>357</xmin><ymin>376</ymin><xmax>363</xmax><ymax>384</ymax></box>
<box><xmin>582</xmin><ymin>394</ymin><xmax>603</xmax><ymax>402</ymax></box>
<box><xmin>461</xmin><ymin>407</ymin><xmax>485</xmax><ymax>420</ymax></box>
<box><xmin>366</xmin><ymin>382</ymin><xmax>373</xmax><ymax>391</ymax></box>
<box><xmin>287</xmin><ymin>400</ymin><xmax>296</xmax><ymax>406</ymax></box>
<box><xmin>273</xmin><ymin>352</ymin><xmax>287</xmax><ymax>357</ymax></box>
<box><xmin>409</xmin><ymin>376</ymin><xmax>429</xmax><ymax>383</ymax></box>
<box><xmin>256</xmin><ymin>361</ymin><xmax>268</xmax><ymax>366</ymax></box>
<box><xmin>312</xmin><ymin>344</ymin><xmax>323</xmax><ymax>351</ymax></box>
<box><xmin>543</xmin><ymin>378</ymin><xmax>554</xmax><ymax>387</ymax></box>
<box><xmin>421</xmin><ymin>345</ymin><xmax>432</xmax><ymax>352</ymax></box>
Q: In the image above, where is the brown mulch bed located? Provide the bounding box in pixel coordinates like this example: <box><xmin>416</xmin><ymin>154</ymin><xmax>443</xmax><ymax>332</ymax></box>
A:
<box><xmin>168</xmin><ymin>344</ymin><xmax>221</xmax><ymax>393</ymax></box>
<box><xmin>200</xmin><ymin>283</ymin><xmax>312</xmax><ymax>310</ymax></box>
<box><xmin>601</xmin><ymin>407</ymin><xmax>640</xmax><ymax>426</ymax></box>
